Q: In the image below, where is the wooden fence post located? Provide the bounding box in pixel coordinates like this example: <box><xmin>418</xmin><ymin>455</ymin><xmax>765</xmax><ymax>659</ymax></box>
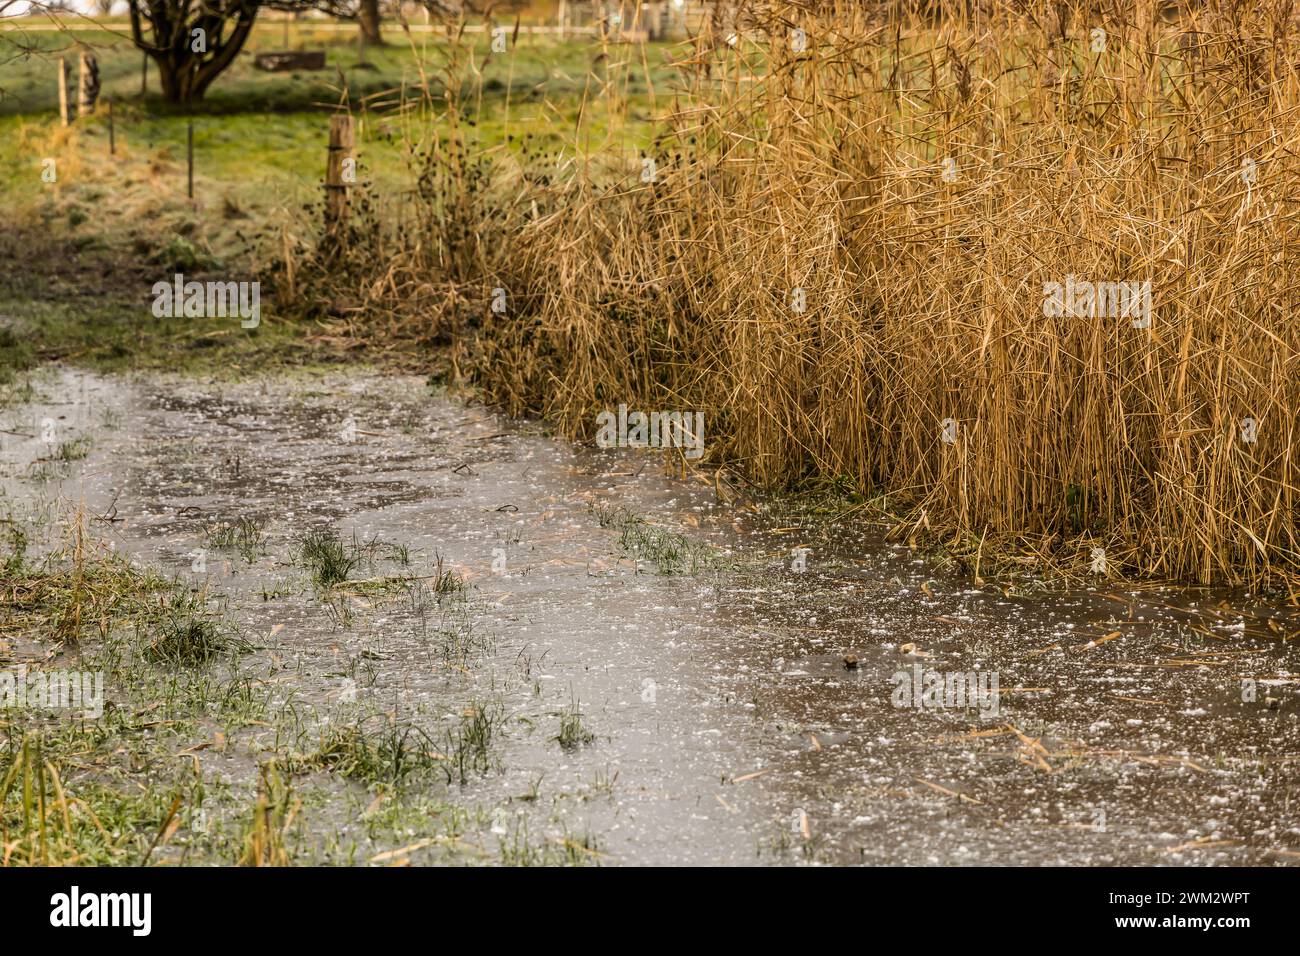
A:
<box><xmin>57</xmin><ymin>58</ymin><xmax>71</xmax><ymax>126</ymax></box>
<box><xmin>325</xmin><ymin>113</ymin><xmax>355</xmax><ymax>241</ymax></box>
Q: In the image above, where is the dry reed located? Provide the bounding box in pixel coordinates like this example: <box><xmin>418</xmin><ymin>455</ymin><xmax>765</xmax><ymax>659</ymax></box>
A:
<box><xmin>294</xmin><ymin>0</ymin><xmax>1300</xmax><ymax>587</ymax></box>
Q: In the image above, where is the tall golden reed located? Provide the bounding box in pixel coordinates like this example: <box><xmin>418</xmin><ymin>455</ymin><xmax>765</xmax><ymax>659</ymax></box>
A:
<box><xmin>327</xmin><ymin>1</ymin><xmax>1300</xmax><ymax>587</ymax></box>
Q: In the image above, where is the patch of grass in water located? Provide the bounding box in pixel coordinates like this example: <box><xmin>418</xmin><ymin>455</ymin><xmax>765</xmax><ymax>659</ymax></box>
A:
<box><xmin>299</xmin><ymin>530</ymin><xmax>439</xmax><ymax>591</ymax></box>
<box><xmin>237</xmin><ymin>761</ymin><xmax>299</xmax><ymax>867</ymax></box>
<box><xmin>3</xmin><ymin>524</ymin><xmax>28</xmax><ymax>577</ymax></box>
<box><xmin>444</xmin><ymin>700</ymin><xmax>506</xmax><ymax>786</ymax></box>
<box><xmin>7</xmin><ymin>517</ymin><xmax>242</xmax><ymax>665</ymax></box>
<box><xmin>53</xmin><ymin>436</ymin><xmax>92</xmax><ymax>462</ymax></box>
<box><xmin>294</xmin><ymin>716</ymin><xmax>447</xmax><ymax>788</ymax></box>
<box><xmin>591</xmin><ymin>503</ymin><xmax>719</xmax><ymax>574</ymax></box>
<box><xmin>343</xmin><ymin>552</ymin><xmax>468</xmax><ymax>631</ymax></box>
<box><xmin>428</xmin><ymin>554</ymin><xmax>465</xmax><ymax>597</ymax></box>
<box><xmin>140</xmin><ymin>590</ymin><xmax>246</xmax><ymax>667</ymax></box>
<box><xmin>299</xmin><ymin>528</ymin><xmax>361</xmax><ymax>589</ymax></box>
<box><xmin>0</xmin><ymin>732</ymin><xmax>187</xmax><ymax>866</ymax></box>
<box><xmin>3</xmin><ymin>546</ymin><xmax>170</xmax><ymax>646</ymax></box>
<box><xmin>23</xmin><ymin>435</ymin><xmax>94</xmax><ymax>483</ymax></box>
<box><xmin>498</xmin><ymin>818</ymin><xmax>602</xmax><ymax>867</ymax></box>
<box><xmin>554</xmin><ymin>695</ymin><xmax>595</xmax><ymax>752</ymax></box>
<box><xmin>203</xmin><ymin>515</ymin><xmax>267</xmax><ymax>564</ymax></box>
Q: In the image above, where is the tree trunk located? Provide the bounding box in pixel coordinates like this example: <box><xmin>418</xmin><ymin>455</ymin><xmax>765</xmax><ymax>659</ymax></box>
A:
<box><xmin>148</xmin><ymin>8</ymin><xmax>258</xmax><ymax>105</ymax></box>
<box><xmin>78</xmin><ymin>51</ymin><xmax>101</xmax><ymax>115</ymax></box>
<box><xmin>130</xmin><ymin>1</ymin><xmax>260</xmax><ymax>108</ymax></box>
<box><xmin>358</xmin><ymin>0</ymin><xmax>385</xmax><ymax>46</ymax></box>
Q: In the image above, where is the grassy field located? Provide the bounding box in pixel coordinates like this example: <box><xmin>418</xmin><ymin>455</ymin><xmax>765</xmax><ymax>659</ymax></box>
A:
<box><xmin>0</xmin><ymin>16</ymin><xmax>671</xmax><ymax>374</ymax></box>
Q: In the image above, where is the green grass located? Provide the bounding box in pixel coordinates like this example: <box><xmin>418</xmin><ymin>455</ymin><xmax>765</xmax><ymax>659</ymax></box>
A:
<box><xmin>298</xmin><ymin>528</ymin><xmax>362</xmax><ymax>588</ymax></box>
<box><xmin>591</xmin><ymin>503</ymin><xmax>720</xmax><ymax>574</ymax></box>
<box><xmin>554</xmin><ymin>695</ymin><xmax>595</xmax><ymax>751</ymax></box>
<box><xmin>0</xmin><ymin>19</ymin><xmax>670</xmax><ymax>218</ymax></box>
<box><xmin>0</xmin><ymin>239</ymin><xmax>314</xmax><ymax>377</ymax></box>
<box><xmin>4</xmin><ymin>547</ymin><xmax>169</xmax><ymax>644</ymax></box>
<box><xmin>0</xmin><ymin>20</ymin><xmax>670</xmax><ymax>382</ymax></box>
<box><xmin>0</xmin><ymin>23</ymin><xmax>668</xmax><ymax>161</ymax></box>
<box><xmin>443</xmin><ymin>699</ymin><xmax>506</xmax><ymax>785</ymax></box>
<box><xmin>203</xmin><ymin>515</ymin><xmax>268</xmax><ymax>564</ymax></box>
<box><xmin>497</xmin><ymin>818</ymin><xmax>602</xmax><ymax>866</ymax></box>
<box><xmin>0</xmin><ymin>539</ymin><xmax>243</xmax><ymax>863</ymax></box>
<box><xmin>0</xmin><ymin>21</ymin><xmax>671</xmax><ymax>115</ymax></box>
<box><xmin>52</xmin><ymin>436</ymin><xmax>91</xmax><ymax>461</ymax></box>
<box><xmin>141</xmin><ymin>590</ymin><xmax>244</xmax><ymax>667</ymax></box>
<box><xmin>426</xmin><ymin>553</ymin><xmax>466</xmax><ymax>597</ymax></box>
<box><xmin>0</xmin><ymin>518</ymin><xmax>486</xmax><ymax>865</ymax></box>
<box><xmin>292</xmin><ymin>717</ymin><xmax>446</xmax><ymax>788</ymax></box>
<box><xmin>0</xmin><ymin>296</ymin><xmax>310</xmax><ymax>376</ymax></box>
<box><xmin>0</xmin><ymin>731</ymin><xmax>189</xmax><ymax>866</ymax></box>
<box><xmin>0</xmin><ymin>501</ymin><xmax>598</xmax><ymax>866</ymax></box>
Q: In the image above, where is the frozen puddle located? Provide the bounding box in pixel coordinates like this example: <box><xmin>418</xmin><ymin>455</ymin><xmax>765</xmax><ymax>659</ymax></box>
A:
<box><xmin>2</xmin><ymin>367</ymin><xmax>1298</xmax><ymax>865</ymax></box>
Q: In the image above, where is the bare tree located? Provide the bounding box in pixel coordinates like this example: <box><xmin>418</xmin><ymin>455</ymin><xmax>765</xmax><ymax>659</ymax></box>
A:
<box><xmin>124</xmin><ymin>0</ymin><xmax>319</xmax><ymax>105</ymax></box>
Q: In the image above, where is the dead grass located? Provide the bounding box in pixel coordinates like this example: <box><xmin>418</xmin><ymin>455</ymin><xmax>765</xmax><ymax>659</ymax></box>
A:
<box><xmin>288</xmin><ymin>1</ymin><xmax>1300</xmax><ymax>588</ymax></box>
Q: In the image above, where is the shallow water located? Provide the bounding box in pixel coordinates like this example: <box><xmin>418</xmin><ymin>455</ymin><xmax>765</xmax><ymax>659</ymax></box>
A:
<box><xmin>3</xmin><ymin>367</ymin><xmax>1298</xmax><ymax>865</ymax></box>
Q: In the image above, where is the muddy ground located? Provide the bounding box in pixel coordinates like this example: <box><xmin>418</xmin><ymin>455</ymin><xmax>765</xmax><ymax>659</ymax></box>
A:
<box><xmin>2</xmin><ymin>367</ymin><xmax>1298</xmax><ymax>865</ymax></box>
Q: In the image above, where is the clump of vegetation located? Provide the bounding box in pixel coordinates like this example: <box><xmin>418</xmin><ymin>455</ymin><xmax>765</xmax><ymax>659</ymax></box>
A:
<box><xmin>592</xmin><ymin>504</ymin><xmax>718</xmax><ymax>575</ymax></box>
<box><xmin>443</xmin><ymin>701</ymin><xmax>506</xmax><ymax>786</ymax></box>
<box><xmin>0</xmin><ymin>732</ymin><xmax>184</xmax><ymax>866</ymax></box>
<box><xmin>554</xmin><ymin>696</ymin><xmax>595</xmax><ymax>752</ymax></box>
<box><xmin>3</xmin><ymin>523</ymin><xmax>29</xmax><ymax>577</ymax></box>
<box><xmin>53</xmin><ymin>436</ymin><xmax>91</xmax><ymax>462</ymax></box>
<box><xmin>3</xmin><ymin>544</ymin><xmax>168</xmax><ymax>646</ymax></box>
<box><xmin>299</xmin><ymin>529</ymin><xmax>361</xmax><ymax>588</ymax></box>
<box><xmin>294</xmin><ymin>718</ymin><xmax>447</xmax><ymax>788</ymax></box>
<box><xmin>140</xmin><ymin>590</ymin><xmax>240</xmax><ymax>666</ymax></box>
<box><xmin>24</xmin><ymin>435</ymin><xmax>93</xmax><ymax>483</ymax></box>
<box><xmin>0</xmin><ymin>327</ymin><xmax>36</xmax><ymax>381</ymax></box>
<box><xmin>203</xmin><ymin>515</ymin><xmax>268</xmax><ymax>564</ymax></box>
<box><xmin>237</xmin><ymin>761</ymin><xmax>299</xmax><ymax>867</ymax></box>
<box><xmin>498</xmin><ymin>818</ymin><xmax>602</xmax><ymax>867</ymax></box>
<box><xmin>427</xmin><ymin>552</ymin><xmax>465</xmax><ymax>596</ymax></box>
<box><xmin>151</xmin><ymin>236</ymin><xmax>218</xmax><ymax>273</ymax></box>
